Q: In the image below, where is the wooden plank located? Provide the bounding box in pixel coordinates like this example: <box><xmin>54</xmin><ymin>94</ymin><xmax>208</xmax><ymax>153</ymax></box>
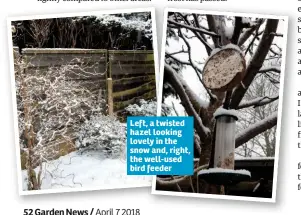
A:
<box><xmin>23</xmin><ymin>48</ymin><xmax>107</xmax><ymax>54</ymax></box>
<box><xmin>113</xmin><ymin>90</ymin><xmax>156</xmax><ymax>111</ymax></box>
<box><xmin>109</xmin><ymin>50</ymin><xmax>153</xmax><ymax>54</ymax></box>
<box><xmin>112</xmin><ymin>80</ymin><xmax>155</xmax><ymax>98</ymax></box>
<box><xmin>110</xmin><ymin>60</ymin><xmax>154</xmax><ymax>65</ymax></box>
<box><xmin>26</xmin><ymin>65</ymin><xmax>107</xmax><ymax>79</ymax></box>
<box><xmin>109</xmin><ymin>51</ymin><xmax>154</xmax><ymax>62</ymax></box>
<box><xmin>113</xmin><ymin>74</ymin><xmax>155</xmax><ymax>85</ymax></box>
<box><xmin>110</xmin><ymin>64</ymin><xmax>155</xmax><ymax>75</ymax></box>
<box><xmin>24</xmin><ymin>53</ymin><xmax>106</xmax><ymax>68</ymax></box>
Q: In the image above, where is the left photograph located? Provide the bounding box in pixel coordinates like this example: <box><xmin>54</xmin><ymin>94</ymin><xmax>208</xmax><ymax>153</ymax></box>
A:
<box><xmin>8</xmin><ymin>8</ymin><xmax>158</xmax><ymax>195</ymax></box>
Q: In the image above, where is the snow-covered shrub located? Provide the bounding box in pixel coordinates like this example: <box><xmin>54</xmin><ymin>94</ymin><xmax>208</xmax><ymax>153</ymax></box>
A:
<box><xmin>75</xmin><ymin>115</ymin><xmax>126</xmax><ymax>159</ymax></box>
<box><xmin>125</xmin><ymin>99</ymin><xmax>172</xmax><ymax>116</ymax></box>
<box><xmin>96</xmin><ymin>12</ymin><xmax>152</xmax><ymax>40</ymax></box>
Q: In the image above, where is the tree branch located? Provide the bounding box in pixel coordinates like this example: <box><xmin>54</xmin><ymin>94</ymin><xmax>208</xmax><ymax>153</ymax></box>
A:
<box><xmin>235</xmin><ymin>112</ymin><xmax>277</xmax><ymax>148</ymax></box>
<box><xmin>230</xmin><ymin>19</ymin><xmax>279</xmax><ymax>109</ymax></box>
<box><xmin>231</xmin><ymin>17</ymin><xmax>243</xmax><ymax>44</ymax></box>
<box><xmin>192</xmin><ymin>14</ymin><xmax>212</xmax><ymax>55</ymax></box>
<box><xmin>237</xmin><ymin>19</ymin><xmax>264</xmax><ymax>47</ymax></box>
<box><xmin>258</xmin><ymin>66</ymin><xmax>281</xmax><ymax>74</ymax></box>
<box><xmin>167</xmin><ymin>50</ymin><xmax>188</xmax><ymax>56</ymax></box>
<box><xmin>177</xmin><ymin>28</ymin><xmax>216</xmax><ymax>102</ymax></box>
<box><xmin>168</xmin><ymin>19</ymin><xmax>220</xmax><ymax>38</ymax></box>
<box><xmin>206</xmin><ymin>15</ymin><xmax>219</xmax><ymax>48</ymax></box>
<box><xmin>164</xmin><ymin>64</ymin><xmax>210</xmax><ymax>143</ymax></box>
<box><xmin>237</xmin><ymin>95</ymin><xmax>279</xmax><ymax>109</ymax></box>
<box><xmin>165</xmin><ymin>52</ymin><xmax>190</xmax><ymax>65</ymax></box>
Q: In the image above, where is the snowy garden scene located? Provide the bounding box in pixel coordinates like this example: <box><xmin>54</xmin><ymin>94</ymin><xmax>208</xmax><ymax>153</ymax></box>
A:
<box><xmin>155</xmin><ymin>10</ymin><xmax>287</xmax><ymax>199</ymax></box>
<box><xmin>10</xmin><ymin>10</ymin><xmax>157</xmax><ymax>193</ymax></box>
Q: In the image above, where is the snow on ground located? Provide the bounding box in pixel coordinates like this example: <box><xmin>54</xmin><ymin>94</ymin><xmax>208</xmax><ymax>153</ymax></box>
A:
<box><xmin>22</xmin><ymin>150</ymin><xmax>151</xmax><ymax>191</ymax></box>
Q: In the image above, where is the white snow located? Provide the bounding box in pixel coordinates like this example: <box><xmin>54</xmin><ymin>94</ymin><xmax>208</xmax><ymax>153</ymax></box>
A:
<box><xmin>164</xmin><ymin>96</ymin><xmax>186</xmax><ymax>116</ymax></box>
<box><xmin>22</xmin><ymin>150</ymin><xmax>151</xmax><ymax>191</ymax></box>
<box><xmin>210</xmin><ymin>47</ymin><xmax>221</xmax><ymax>56</ymax></box>
<box><xmin>76</xmin><ymin>115</ymin><xmax>126</xmax><ymax>157</ymax></box>
<box><xmin>225</xmin><ymin>26</ymin><xmax>234</xmax><ymax>39</ymax></box>
<box><xmin>175</xmin><ymin>72</ymin><xmax>210</xmax><ymax>109</ymax></box>
<box><xmin>96</xmin><ymin>14</ymin><xmax>152</xmax><ymax>39</ymax></box>
<box><xmin>213</xmin><ymin>107</ymin><xmax>240</xmax><ymax>119</ymax></box>
<box><xmin>242</xmin><ymin>17</ymin><xmax>252</xmax><ymax>25</ymax></box>
<box><xmin>197</xmin><ymin>168</ymin><xmax>251</xmax><ymax>177</ymax></box>
<box><xmin>125</xmin><ymin>99</ymin><xmax>159</xmax><ymax>116</ymax></box>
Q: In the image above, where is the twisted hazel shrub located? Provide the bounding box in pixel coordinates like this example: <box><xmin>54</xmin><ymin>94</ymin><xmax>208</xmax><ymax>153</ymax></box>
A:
<box><xmin>125</xmin><ymin>99</ymin><xmax>172</xmax><ymax>116</ymax></box>
<box><xmin>75</xmin><ymin>115</ymin><xmax>126</xmax><ymax>159</ymax></box>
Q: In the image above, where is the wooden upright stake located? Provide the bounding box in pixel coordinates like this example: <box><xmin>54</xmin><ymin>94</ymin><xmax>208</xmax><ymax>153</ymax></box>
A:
<box><xmin>107</xmin><ymin>78</ymin><xmax>113</xmax><ymax>116</ymax></box>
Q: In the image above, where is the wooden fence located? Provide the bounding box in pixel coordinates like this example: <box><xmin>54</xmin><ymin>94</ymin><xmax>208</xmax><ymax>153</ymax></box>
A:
<box><xmin>14</xmin><ymin>48</ymin><xmax>156</xmax><ymax>168</ymax></box>
<box><xmin>14</xmin><ymin>48</ymin><xmax>156</xmax><ymax>117</ymax></box>
<box><xmin>108</xmin><ymin>50</ymin><xmax>156</xmax><ymax>116</ymax></box>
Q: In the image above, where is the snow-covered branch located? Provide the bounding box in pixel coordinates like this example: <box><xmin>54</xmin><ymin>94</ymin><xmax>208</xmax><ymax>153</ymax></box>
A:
<box><xmin>258</xmin><ymin>66</ymin><xmax>281</xmax><ymax>74</ymax></box>
<box><xmin>237</xmin><ymin>95</ymin><xmax>279</xmax><ymax>109</ymax></box>
<box><xmin>168</xmin><ymin>19</ymin><xmax>220</xmax><ymax>38</ymax></box>
<box><xmin>17</xmin><ymin>57</ymin><xmax>105</xmax><ymax>173</ymax></box>
<box><xmin>76</xmin><ymin>115</ymin><xmax>126</xmax><ymax>159</ymax></box>
<box><xmin>177</xmin><ymin>74</ymin><xmax>210</xmax><ymax>111</ymax></box>
<box><xmin>235</xmin><ymin>112</ymin><xmax>278</xmax><ymax>148</ymax></box>
<box><xmin>164</xmin><ymin>64</ymin><xmax>211</xmax><ymax>142</ymax></box>
<box><xmin>237</xmin><ymin>19</ymin><xmax>264</xmax><ymax>47</ymax></box>
<box><xmin>230</xmin><ymin>19</ymin><xmax>279</xmax><ymax>109</ymax></box>
<box><xmin>165</xmin><ymin>51</ymin><xmax>191</xmax><ymax>65</ymax></box>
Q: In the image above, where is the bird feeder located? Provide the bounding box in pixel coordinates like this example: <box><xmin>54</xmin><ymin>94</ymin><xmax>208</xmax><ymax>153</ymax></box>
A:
<box><xmin>197</xmin><ymin>44</ymin><xmax>251</xmax><ymax>190</ymax></box>
<box><xmin>198</xmin><ymin>108</ymin><xmax>251</xmax><ymax>186</ymax></box>
<box><xmin>214</xmin><ymin>109</ymin><xmax>238</xmax><ymax>169</ymax></box>
<box><xmin>202</xmin><ymin>44</ymin><xmax>246</xmax><ymax>92</ymax></box>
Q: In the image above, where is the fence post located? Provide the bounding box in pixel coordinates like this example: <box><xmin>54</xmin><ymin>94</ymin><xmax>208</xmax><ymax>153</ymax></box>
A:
<box><xmin>107</xmin><ymin>78</ymin><xmax>113</xmax><ymax>116</ymax></box>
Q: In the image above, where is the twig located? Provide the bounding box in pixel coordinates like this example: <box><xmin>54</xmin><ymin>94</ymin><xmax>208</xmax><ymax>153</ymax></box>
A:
<box><xmin>168</xmin><ymin>19</ymin><xmax>220</xmax><ymax>38</ymax></box>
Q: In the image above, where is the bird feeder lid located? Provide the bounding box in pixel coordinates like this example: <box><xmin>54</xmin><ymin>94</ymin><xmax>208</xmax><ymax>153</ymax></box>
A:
<box><xmin>198</xmin><ymin>168</ymin><xmax>251</xmax><ymax>185</ymax></box>
<box><xmin>213</xmin><ymin>107</ymin><xmax>239</xmax><ymax>121</ymax></box>
<box><xmin>203</xmin><ymin>44</ymin><xmax>246</xmax><ymax>92</ymax></box>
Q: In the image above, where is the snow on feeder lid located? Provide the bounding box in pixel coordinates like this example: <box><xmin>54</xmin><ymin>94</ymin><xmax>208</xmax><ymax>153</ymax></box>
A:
<box><xmin>198</xmin><ymin>168</ymin><xmax>251</xmax><ymax>185</ymax></box>
<box><xmin>202</xmin><ymin>44</ymin><xmax>246</xmax><ymax>92</ymax></box>
<box><xmin>213</xmin><ymin>107</ymin><xmax>239</xmax><ymax>121</ymax></box>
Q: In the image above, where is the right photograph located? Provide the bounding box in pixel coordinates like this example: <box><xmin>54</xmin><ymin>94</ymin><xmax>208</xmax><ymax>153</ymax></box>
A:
<box><xmin>153</xmin><ymin>8</ymin><xmax>288</xmax><ymax>202</ymax></box>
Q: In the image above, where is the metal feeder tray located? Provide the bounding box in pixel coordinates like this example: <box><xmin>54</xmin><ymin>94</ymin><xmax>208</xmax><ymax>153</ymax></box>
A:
<box><xmin>198</xmin><ymin>168</ymin><xmax>251</xmax><ymax>185</ymax></box>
